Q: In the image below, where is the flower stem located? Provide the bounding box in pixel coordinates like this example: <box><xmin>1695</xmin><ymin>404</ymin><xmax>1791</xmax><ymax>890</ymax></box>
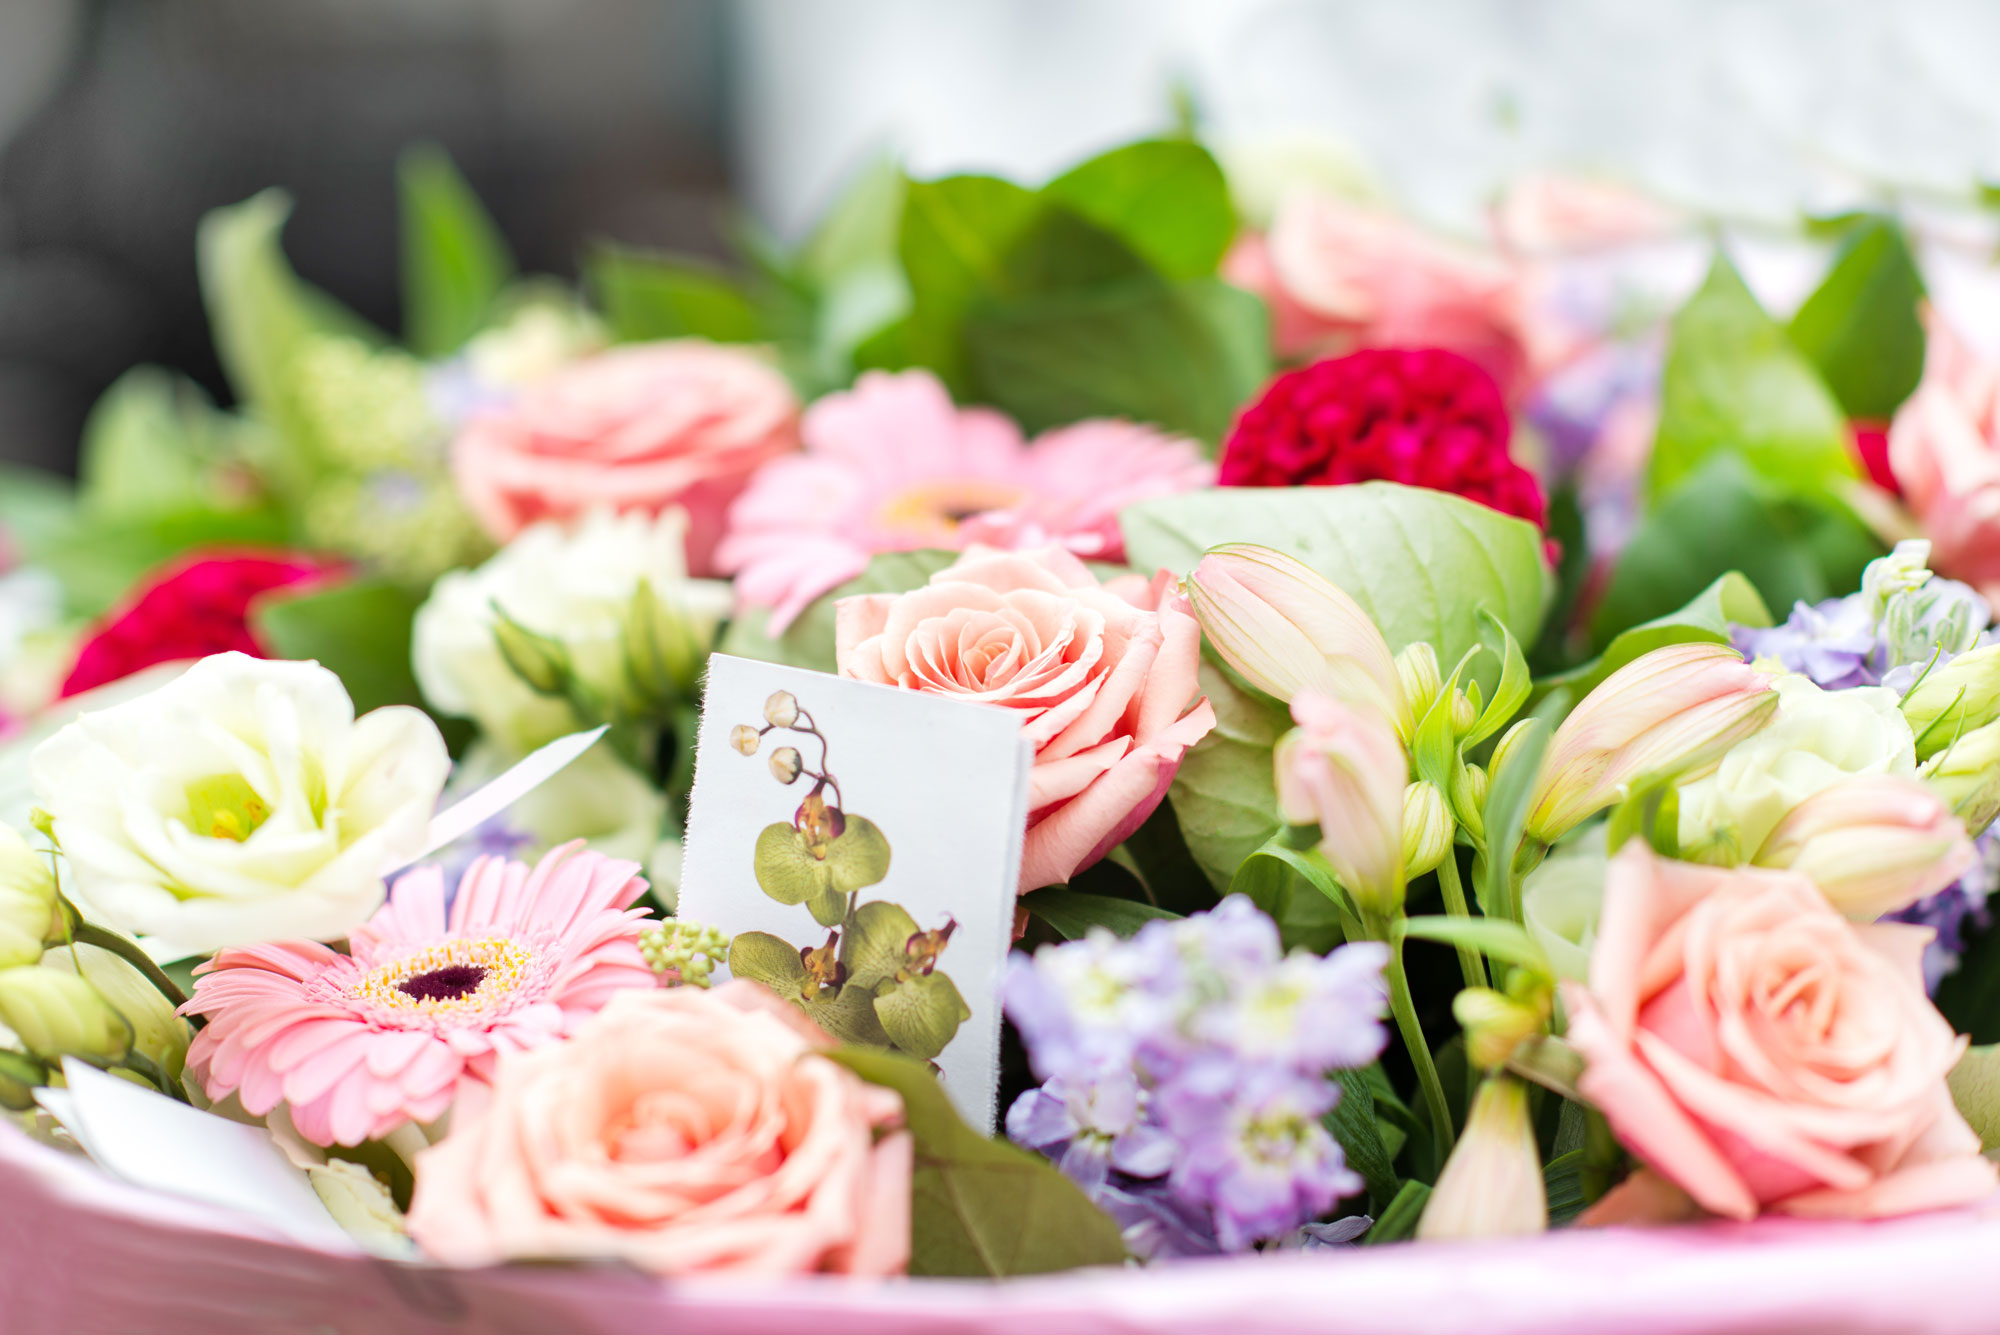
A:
<box><xmin>1434</xmin><ymin>851</ymin><xmax>1487</xmax><ymax>991</ymax></box>
<box><xmin>73</xmin><ymin>923</ymin><xmax>189</xmax><ymax>1011</ymax></box>
<box><xmin>1367</xmin><ymin>912</ymin><xmax>1455</xmax><ymax>1161</ymax></box>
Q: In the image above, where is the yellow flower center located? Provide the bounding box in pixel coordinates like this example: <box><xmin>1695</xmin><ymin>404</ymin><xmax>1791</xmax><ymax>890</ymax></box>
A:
<box><xmin>184</xmin><ymin>774</ymin><xmax>272</xmax><ymax>842</ymax></box>
<box><xmin>876</xmin><ymin>479</ymin><xmax>1029</xmax><ymax>542</ymax></box>
<box><xmin>351</xmin><ymin>938</ymin><xmax>533</xmax><ymax>1015</ymax></box>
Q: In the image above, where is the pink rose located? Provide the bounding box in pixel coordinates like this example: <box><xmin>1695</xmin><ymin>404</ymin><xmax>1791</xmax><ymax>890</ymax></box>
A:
<box><xmin>835</xmin><ymin>545</ymin><xmax>1216</xmax><ymax>892</ymax></box>
<box><xmin>405</xmin><ymin>981</ymin><xmax>910</xmax><ymax>1277</ymax></box>
<box><xmin>1224</xmin><ymin>194</ymin><xmax>1564</xmax><ymax>398</ymax></box>
<box><xmin>1888</xmin><ymin>315</ymin><xmax>2000</xmax><ymax>602</ymax></box>
<box><xmin>1564</xmin><ymin>842</ymin><xmax>1997</xmax><ymax>1221</ymax></box>
<box><xmin>452</xmin><ymin>340</ymin><xmax>799</xmax><ymax>574</ymax></box>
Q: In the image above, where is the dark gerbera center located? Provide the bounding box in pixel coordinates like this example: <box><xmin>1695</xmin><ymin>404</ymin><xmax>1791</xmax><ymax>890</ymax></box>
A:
<box><xmin>398</xmin><ymin>964</ymin><xmax>488</xmax><ymax>1003</ymax></box>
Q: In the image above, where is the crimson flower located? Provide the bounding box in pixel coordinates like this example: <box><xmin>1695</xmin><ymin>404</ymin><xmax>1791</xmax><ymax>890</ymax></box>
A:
<box><xmin>1218</xmin><ymin>349</ymin><xmax>1547</xmax><ymax>527</ymax></box>
<box><xmin>60</xmin><ymin>551</ymin><xmax>337</xmax><ymax>697</ymax></box>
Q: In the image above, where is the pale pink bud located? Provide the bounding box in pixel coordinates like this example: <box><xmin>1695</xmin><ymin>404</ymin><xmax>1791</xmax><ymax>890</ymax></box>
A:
<box><xmin>1187</xmin><ymin>545</ymin><xmax>1404</xmax><ymax>728</ymax></box>
<box><xmin>1274</xmin><ymin>690</ymin><xmax>1408</xmax><ymax>915</ymax></box>
<box><xmin>1755</xmin><ymin>775</ymin><xmax>1975</xmax><ymax>919</ymax></box>
<box><xmin>1527</xmin><ymin>644</ymin><xmax>1777</xmax><ymax>843</ymax></box>
<box><xmin>1417</xmin><ymin>1076</ymin><xmax>1546</xmax><ymax>1241</ymax></box>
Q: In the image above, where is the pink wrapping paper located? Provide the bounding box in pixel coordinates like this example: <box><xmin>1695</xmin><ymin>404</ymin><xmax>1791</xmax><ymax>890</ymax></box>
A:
<box><xmin>4</xmin><ymin>1121</ymin><xmax>1996</xmax><ymax>1335</ymax></box>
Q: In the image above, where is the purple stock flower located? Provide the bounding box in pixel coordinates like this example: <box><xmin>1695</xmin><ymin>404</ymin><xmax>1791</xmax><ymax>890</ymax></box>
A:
<box><xmin>1733</xmin><ymin>597</ymin><xmax>1879</xmax><ymax>689</ymax></box>
<box><xmin>1002</xmin><ymin>896</ymin><xmax>1389</xmax><ymax>1258</ymax></box>
<box><xmin>1887</xmin><ymin>830</ymin><xmax>1999</xmax><ymax>993</ymax></box>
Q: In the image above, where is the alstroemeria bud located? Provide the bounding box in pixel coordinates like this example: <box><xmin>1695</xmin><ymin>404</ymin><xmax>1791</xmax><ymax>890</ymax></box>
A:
<box><xmin>1526</xmin><ymin>644</ymin><xmax>1778</xmax><ymax>844</ymax></box>
<box><xmin>490</xmin><ymin>609</ymin><xmax>572</xmax><ymax>697</ymax></box>
<box><xmin>1417</xmin><ymin>1076</ymin><xmax>1546</xmax><ymax>1240</ymax></box>
<box><xmin>1454</xmin><ymin>985</ymin><xmax>1547</xmax><ymax>1072</ymax></box>
<box><xmin>1901</xmin><ymin>646</ymin><xmax>2000</xmax><ymax>760</ymax></box>
<box><xmin>1921</xmin><ymin>720</ymin><xmax>2000</xmax><ymax>835</ymax></box>
<box><xmin>0</xmin><ymin>966</ymin><xmax>128</xmax><ymax>1063</ymax></box>
<box><xmin>1754</xmin><ymin>775</ymin><xmax>1974</xmax><ymax>918</ymax></box>
<box><xmin>623</xmin><ymin>578</ymin><xmax>708</xmax><ymax>708</ymax></box>
<box><xmin>0</xmin><ymin>826</ymin><xmax>58</xmax><ymax>969</ymax></box>
<box><xmin>1402</xmin><ymin>781</ymin><xmax>1453</xmax><ymax>877</ymax></box>
<box><xmin>1187</xmin><ymin>545</ymin><xmax>1405</xmax><ymax>729</ymax></box>
<box><xmin>1451</xmin><ymin>761</ymin><xmax>1489</xmax><ymax>841</ymax></box>
<box><xmin>1450</xmin><ymin>690</ymin><xmax>1479</xmax><ymax>737</ymax></box>
<box><xmin>1275</xmin><ymin>691</ymin><xmax>1408</xmax><ymax>915</ymax></box>
<box><xmin>1395</xmin><ymin>642</ymin><xmax>1443</xmax><ymax>720</ymax></box>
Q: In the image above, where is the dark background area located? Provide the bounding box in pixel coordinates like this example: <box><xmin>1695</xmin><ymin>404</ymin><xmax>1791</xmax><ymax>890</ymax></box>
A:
<box><xmin>0</xmin><ymin>0</ymin><xmax>733</xmax><ymax>477</ymax></box>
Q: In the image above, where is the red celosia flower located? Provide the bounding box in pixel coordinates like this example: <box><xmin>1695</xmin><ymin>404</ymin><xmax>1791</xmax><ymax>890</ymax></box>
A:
<box><xmin>1851</xmin><ymin>422</ymin><xmax>1900</xmax><ymax>497</ymax></box>
<box><xmin>1218</xmin><ymin>348</ymin><xmax>1548</xmax><ymax>527</ymax></box>
<box><xmin>60</xmin><ymin>551</ymin><xmax>337</xmax><ymax>697</ymax></box>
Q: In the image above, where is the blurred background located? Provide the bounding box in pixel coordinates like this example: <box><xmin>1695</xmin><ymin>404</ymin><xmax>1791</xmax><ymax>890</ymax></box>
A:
<box><xmin>8</xmin><ymin>0</ymin><xmax>2000</xmax><ymax>477</ymax></box>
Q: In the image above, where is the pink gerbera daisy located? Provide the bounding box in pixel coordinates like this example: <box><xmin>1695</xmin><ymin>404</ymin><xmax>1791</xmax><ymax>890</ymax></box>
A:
<box><xmin>714</xmin><ymin>369</ymin><xmax>1214</xmax><ymax>632</ymax></box>
<box><xmin>182</xmin><ymin>842</ymin><xmax>656</xmax><ymax>1147</ymax></box>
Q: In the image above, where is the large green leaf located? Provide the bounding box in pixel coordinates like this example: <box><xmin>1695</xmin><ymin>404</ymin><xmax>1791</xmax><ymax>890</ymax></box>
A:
<box><xmin>32</xmin><ymin>509</ymin><xmax>292</xmax><ymax>620</ymax></box>
<box><xmin>1648</xmin><ymin>252</ymin><xmax>1855</xmax><ymax>501</ymax></box>
<box><xmin>964</xmin><ymin>276</ymin><xmax>1269</xmax><ymax>445</ymax></box>
<box><xmin>1043</xmin><ymin>139</ymin><xmax>1235</xmax><ymax>280</ymax></box>
<box><xmin>1545</xmin><ymin>572</ymin><xmax>1771</xmax><ymax>699</ymax></box>
<box><xmin>1788</xmin><ymin>215</ymin><xmax>1926</xmax><ymax>422</ymax></box>
<box><xmin>1167</xmin><ymin>658</ymin><xmax>1292</xmax><ymax>891</ymax></box>
<box><xmin>827</xmin><ymin>1047</ymin><xmax>1127</xmax><ymax>1276</ymax></box>
<box><xmin>1329</xmin><ymin>1066</ymin><xmax>1400</xmax><ymax>1209</ymax></box>
<box><xmin>895</xmin><ymin>174</ymin><xmax>1050</xmax><ymax>390</ymax></box>
<box><xmin>1121</xmin><ymin>482</ymin><xmax>1552</xmax><ymax>700</ymax></box>
<box><xmin>250</xmin><ymin>576</ymin><xmax>427</xmax><ymax>715</ymax></box>
<box><xmin>398</xmin><ymin>144</ymin><xmax>516</xmax><ymax>358</ymax></box>
<box><xmin>717</xmin><ymin>549</ymin><xmax>960</xmax><ymax>673</ymax></box>
<box><xmin>76</xmin><ymin>368</ymin><xmax>236</xmax><ymax>522</ymax></box>
<box><xmin>1019</xmin><ymin>887</ymin><xmax>1180</xmax><ymax>940</ymax></box>
<box><xmin>1592</xmin><ymin>456</ymin><xmax>1881</xmax><ymax>643</ymax></box>
<box><xmin>1948</xmin><ymin>1044</ymin><xmax>2000</xmax><ymax>1153</ymax></box>
<box><xmin>586</xmin><ymin>244</ymin><xmax>761</xmax><ymax>345</ymax></box>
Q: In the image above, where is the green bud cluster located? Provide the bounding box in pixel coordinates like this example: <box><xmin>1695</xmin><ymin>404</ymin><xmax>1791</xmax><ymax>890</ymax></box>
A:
<box><xmin>639</xmin><ymin>919</ymin><xmax>731</xmax><ymax>988</ymax></box>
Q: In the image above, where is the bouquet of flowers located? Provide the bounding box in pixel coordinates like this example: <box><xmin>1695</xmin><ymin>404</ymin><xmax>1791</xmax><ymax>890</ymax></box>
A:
<box><xmin>3</xmin><ymin>128</ymin><xmax>2000</xmax><ymax>1323</ymax></box>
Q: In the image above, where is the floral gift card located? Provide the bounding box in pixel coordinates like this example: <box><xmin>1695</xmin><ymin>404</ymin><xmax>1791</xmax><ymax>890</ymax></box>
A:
<box><xmin>677</xmin><ymin>654</ymin><xmax>1034</xmax><ymax>1129</ymax></box>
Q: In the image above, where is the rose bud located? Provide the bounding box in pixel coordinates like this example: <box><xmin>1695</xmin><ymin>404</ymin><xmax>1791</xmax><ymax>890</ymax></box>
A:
<box><xmin>1187</xmin><ymin>544</ymin><xmax>1405</xmax><ymax>730</ymax></box>
<box><xmin>1417</xmin><ymin>1076</ymin><xmax>1546</xmax><ymax>1241</ymax></box>
<box><xmin>1526</xmin><ymin>643</ymin><xmax>1778</xmax><ymax>843</ymax></box>
<box><xmin>1754</xmin><ymin>775</ymin><xmax>1975</xmax><ymax>919</ymax></box>
<box><xmin>1275</xmin><ymin>690</ymin><xmax>1408</xmax><ymax>916</ymax></box>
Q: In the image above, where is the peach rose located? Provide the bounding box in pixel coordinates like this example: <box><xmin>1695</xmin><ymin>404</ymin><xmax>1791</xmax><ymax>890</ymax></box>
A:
<box><xmin>1888</xmin><ymin>314</ymin><xmax>2000</xmax><ymax>603</ymax></box>
<box><xmin>1223</xmin><ymin>193</ymin><xmax>1565</xmax><ymax>398</ymax></box>
<box><xmin>451</xmin><ymin>340</ymin><xmax>799</xmax><ymax>574</ymax></box>
<box><xmin>405</xmin><ymin>981</ymin><xmax>910</xmax><ymax>1277</ymax></box>
<box><xmin>1564</xmin><ymin>842</ymin><xmax>1997</xmax><ymax>1221</ymax></box>
<box><xmin>835</xmin><ymin>545</ymin><xmax>1215</xmax><ymax>893</ymax></box>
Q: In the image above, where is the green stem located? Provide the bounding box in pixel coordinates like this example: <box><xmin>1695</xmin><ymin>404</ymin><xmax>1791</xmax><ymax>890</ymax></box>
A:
<box><xmin>73</xmin><ymin>923</ymin><xmax>188</xmax><ymax>1011</ymax></box>
<box><xmin>1367</xmin><ymin>912</ymin><xmax>1456</xmax><ymax>1160</ymax></box>
<box><xmin>1434</xmin><ymin>851</ymin><xmax>1487</xmax><ymax>991</ymax></box>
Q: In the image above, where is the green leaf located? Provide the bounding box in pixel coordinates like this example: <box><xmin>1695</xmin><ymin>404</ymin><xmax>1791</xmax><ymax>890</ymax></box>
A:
<box><xmin>1948</xmin><ymin>1044</ymin><xmax>2000</xmax><ymax>1152</ymax></box>
<box><xmin>827</xmin><ymin>1047</ymin><xmax>1128</xmax><ymax>1276</ymax></box>
<box><xmin>1543</xmin><ymin>1147</ymin><xmax>1589</xmax><ymax>1225</ymax></box>
<box><xmin>1121</xmin><ymin>481</ymin><xmax>1552</xmax><ymax>702</ymax></box>
<box><xmin>1361</xmin><ymin>1179</ymin><xmax>1431</xmax><ymax>1245</ymax></box>
<box><xmin>896</xmin><ymin>174</ymin><xmax>1048</xmax><ymax>391</ymax></box>
<box><xmin>963</xmin><ymin>275</ymin><xmax>1269</xmax><ymax>444</ymax></box>
<box><xmin>1042</xmin><ymin>139</ymin><xmax>1235</xmax><ymax>280</ymax></box>
<box><xmin>29</xmin><ymin>509</ymin><xmax>291</xmax><ymax>620</ymax></box>
<box><xmin>249</xmin><ymin>577</ymin><xmax>430</xmax><ymax>716</ymax></box>
<box><xmin>1547</xmin><ymin>572</ymin><xmax>1770</xmax><ymax>700</ymax></box>
<box><xmin>76</xmin><ymin>368</ymin><xmax>231</xmax><ymax>521</ymax></box>
<box><xmin>1593</xmin><ymin>456</ymin><xmax>1881</xmax><ymax>644</ymax></box>
<box><xmin>1648</xmin><ymin>251</ymin><xmax>1855</xmax><ymax>501</ymax></box>
<box><xmin>873</xmin><ymin>971</ymin><xmax>970</xmax><ymax>1061</ymax></box>
<box><xmin>1229</xmin><ymin>838</ymin><xmax>1350</xmax><ymax>954</ymax></box>
<box><xmin>798</xmin><ymin>153</ymin><xmax>908</xmax><ymax>289</ymax></box>
<box><xmin>398</xmin><ymin>144</ymin><xmax>516</xmax><ymax>358</ymax></box>
<box><xmin>1167</xmin><ymin>659</ymin><xmax>1292</xmax><ymax>890</ymax></box>
<box><xmin>586</xmin><ymin>244</ymin><xmax>761</xmax><ymax>344</ymax></box>
<box><xmin>718</xmin><ymin>549</ymin><xmax>960</xmax><ymax>673</ymax></box>
<box><xmin>1329</xmin><ymin>1066</ymin><xmax>1400</xmax><ymax>1208</ymax></box>
<box><xmin>1464</xmin><ymin>612</ymin><xmax>1531</xmax><ymax>749</ymax></box>
<box><xmin>0</xmin><ymin>465</ymin><xmax>76</xmax><ymax>559</ymax></box>
<box><xmin>1398</xmin><ymin>915</ymin><xmax>1550</xmax><ymax>975</ymax></box>
<box><xmin>198</xmin><ymin>189</ymin><xmax>383</xmax><ymax>454</ymax></box>
<box><xmin>1479</xmin><ymin>705</ymin><xmax>1554</xmax><ymax>921</ymax></box>
<box><xmin>1020</xmin><ymin>887</ymin><xmax>1181</xmax><ymax>940</ymax></box>
<box><xmin>1788</xmin><ymin>215</ymin><xmax>1926</xmax><ymax>422</ymax></box>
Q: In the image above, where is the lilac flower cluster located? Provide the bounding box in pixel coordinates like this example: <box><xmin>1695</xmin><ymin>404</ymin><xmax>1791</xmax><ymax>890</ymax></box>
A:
<box><xmin>1887</xmin><ymin>830</ymin><xmax>1999</xmax><ymax>993</ymax></box>
<box><xmin>1003</xmin><ymin>896</ymin><xmax>1389</xmax><ymax>1258</ymax></box>
<box><xmin>1732</xmin><ymin>541</ymin><xmax>1991</xmax><ymax>691</ymax></box>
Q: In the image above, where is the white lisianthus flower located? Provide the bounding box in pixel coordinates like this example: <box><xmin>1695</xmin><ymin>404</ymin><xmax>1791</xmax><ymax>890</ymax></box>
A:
<box><xmin>1678</xmin><ymin>673</ymin><xmax>1917</xmax><ymax>865</ymax></box>
<box><xmin>413</xmin><ymin>507</ymin><xmax>730</xmax><ymax>754</ymax></box>
<box><xmin>30</xmin><ymin>653</ymin><xmax>449</xmax><ymax>952</ymax></box>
